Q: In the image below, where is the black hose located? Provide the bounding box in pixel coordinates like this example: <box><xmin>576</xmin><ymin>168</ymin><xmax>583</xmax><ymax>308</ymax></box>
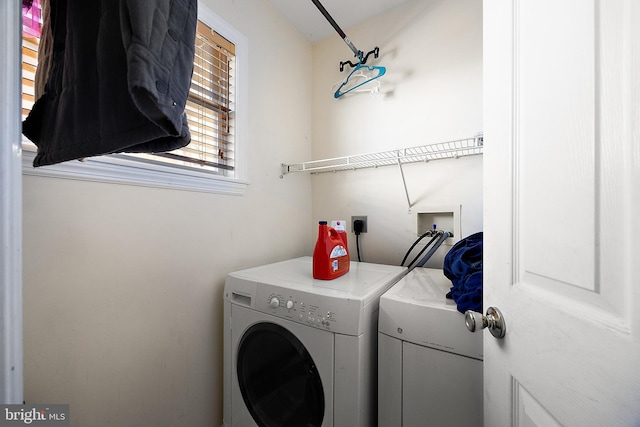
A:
<box><xmin>405</xmin><ymin>232</ymin><xmax>442</xmax><ymax>270</ymax></box>
<box><xmin>414</xmin><ymin>232</ymin><xmax>452</xmax><ymax>269</ymax></box>
<box><xmin>400</xmin><ymin>232</ymin><xmax>438</xmax><ymax>266</ymax></box>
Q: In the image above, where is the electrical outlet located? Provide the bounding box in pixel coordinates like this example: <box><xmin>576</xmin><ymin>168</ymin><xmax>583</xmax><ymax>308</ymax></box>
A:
<box><xmin>351</xmin><ymin>216</ymin><xmax>368</xmax><ymax>233</ymax></box>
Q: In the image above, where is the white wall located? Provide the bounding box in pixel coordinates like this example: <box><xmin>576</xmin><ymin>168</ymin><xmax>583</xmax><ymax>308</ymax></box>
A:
<box><xmin>310</xmin><ymin>0</ymin><xmax>483</xmax><ymax>267</ymax></box>
<box><xmin>21</xmin><ymin>1</ymin><xmax>312</xmax><ymax>425</ymax></box>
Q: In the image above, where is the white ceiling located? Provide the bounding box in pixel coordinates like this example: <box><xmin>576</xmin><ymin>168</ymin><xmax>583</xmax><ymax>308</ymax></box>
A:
<box><xmin>266</xmin><ymin>0</ymin><xmax>409</xmax><ymax>42</ymax></box>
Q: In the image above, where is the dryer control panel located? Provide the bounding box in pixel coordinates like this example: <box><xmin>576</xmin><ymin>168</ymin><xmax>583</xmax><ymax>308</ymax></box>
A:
<box><xmin>225</xmin><ymin>257</ymin><xmax>407</xmax><ymax>336</ymax></box>
<box><xmin>255</xmin><ymin>283</ymin><xmax>364</xmax><ymax>336</ymax></box>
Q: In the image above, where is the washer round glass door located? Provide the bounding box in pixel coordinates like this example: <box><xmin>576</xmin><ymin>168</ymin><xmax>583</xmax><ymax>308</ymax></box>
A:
<box><xmin>236</xmin><ymin>322</ymin><xmax>325</xmax><ymax>427</ymax></box>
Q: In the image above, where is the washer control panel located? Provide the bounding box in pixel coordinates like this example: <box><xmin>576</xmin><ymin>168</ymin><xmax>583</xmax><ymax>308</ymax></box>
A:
<box><xmin>255</xmin><ymin>283</ymin><xmax>362</xmax><ymax>335</ymax></box>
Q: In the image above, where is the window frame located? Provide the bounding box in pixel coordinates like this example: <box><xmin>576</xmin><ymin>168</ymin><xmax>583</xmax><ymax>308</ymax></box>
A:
<box><xmin>21</xmin><ymin>2</ymin><xmax>249</xmax><ymax>195</ymax></box>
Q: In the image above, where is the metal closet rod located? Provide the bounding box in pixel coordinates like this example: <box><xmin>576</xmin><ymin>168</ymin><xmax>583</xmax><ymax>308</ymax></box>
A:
<box><xmin>310</xmin><ymin>0</ymin><xmax>381</xmax><ymax>70</ymax></box>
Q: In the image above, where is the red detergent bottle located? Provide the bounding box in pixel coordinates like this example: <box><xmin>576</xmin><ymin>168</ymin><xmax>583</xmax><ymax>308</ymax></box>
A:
<box><xmin>313</xmin><ymin>221</ymin><xmax>350</xmax><ymax>280</ymax></box>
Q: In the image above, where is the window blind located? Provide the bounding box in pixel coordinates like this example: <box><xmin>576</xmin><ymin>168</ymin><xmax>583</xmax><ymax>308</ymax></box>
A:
<box><xmin>21</xmin><ymin>0</ymin><xmax>41</xmax><ymax>123</ymax></box>
<box><xmin>21</xmin><ymin>35</ymin><xmax>38</xmax><ymax>122</ymax></box>
<box><xmin>144</xmin><ymin>20</ymin><xmax>237</xmax><ymax>176</ymax></box>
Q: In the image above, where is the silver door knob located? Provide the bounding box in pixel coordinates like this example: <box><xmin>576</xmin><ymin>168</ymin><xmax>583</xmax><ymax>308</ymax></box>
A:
<box><xmin>465</xmin><ymin>307</ymin><xmax>506</xmax><ymax>339</ymax></box>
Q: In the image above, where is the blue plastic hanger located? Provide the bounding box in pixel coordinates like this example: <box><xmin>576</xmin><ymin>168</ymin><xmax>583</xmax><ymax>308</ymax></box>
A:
<box><xmin>334</xmin><ymin>58</ymin><xmax>386</xmax><ymax>99</ymax></box>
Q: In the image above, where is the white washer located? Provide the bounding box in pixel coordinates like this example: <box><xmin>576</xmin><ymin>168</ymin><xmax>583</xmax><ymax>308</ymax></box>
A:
<box><xmin>378</xmin><ymin>267</ymin><xmax>483</xmax><ymax>427</ymax></box>
<box><xmin>223</xmin><ymin>257</ymin><xmax>406</xmax><ymax>427</ymax></box>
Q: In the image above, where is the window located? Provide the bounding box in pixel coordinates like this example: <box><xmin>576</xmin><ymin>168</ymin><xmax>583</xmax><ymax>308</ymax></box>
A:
<box><xmin>20</xmin><ymin>2</ymin><xmax>248</xmax><ymax>194</ymax></box>
<box><xmin>21</xmin><ymin>0</ymin><xmax>40</xmax><ymax>123</ymax></box>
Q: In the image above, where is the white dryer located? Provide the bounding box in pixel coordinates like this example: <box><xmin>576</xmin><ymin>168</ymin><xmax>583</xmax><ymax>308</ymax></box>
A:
<box><xmin>378</xmin><ymin>267</ymin><xmax>483</xmax><ymax>427</ymax></box>
<box><xmin>223</xmin><ymin>257</ymin><xmax>406</xmax><ymax>427</ymax></box>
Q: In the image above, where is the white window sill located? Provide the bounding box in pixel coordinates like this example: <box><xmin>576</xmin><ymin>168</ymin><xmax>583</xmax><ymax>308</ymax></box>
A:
<box><xmin>21</xmin><ymin>149</ymin><xmax>248</xmax><ymax>195</ymax></box>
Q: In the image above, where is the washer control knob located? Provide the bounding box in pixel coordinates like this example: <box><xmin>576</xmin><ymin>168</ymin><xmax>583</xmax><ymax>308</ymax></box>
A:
<box><xmin>286</xmin><ymin>300</ymin><xmax>294</xmax><ymax>310</ymax></box>
<box><xmin>269</xmin><ymin>297</ymin><xmax>280</xmax><ymax>309</ymax></box>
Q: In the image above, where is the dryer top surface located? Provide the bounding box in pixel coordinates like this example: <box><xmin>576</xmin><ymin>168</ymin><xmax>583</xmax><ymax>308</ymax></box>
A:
<box><xmin>225</xmin><ymin>257</ymin><xmax>407</xmax><ymax>304</ymax></box>
<box><xmin>380</xmin><ymin>267</ymin><xmax>457</xmax><ymax>309</ymax></box>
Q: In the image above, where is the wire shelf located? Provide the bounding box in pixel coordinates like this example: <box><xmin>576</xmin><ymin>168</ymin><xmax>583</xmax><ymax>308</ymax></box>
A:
<box><xmin>281</xmin><ymin>135</ymin><xmax>483</xmax><ymax>177</ymax></box>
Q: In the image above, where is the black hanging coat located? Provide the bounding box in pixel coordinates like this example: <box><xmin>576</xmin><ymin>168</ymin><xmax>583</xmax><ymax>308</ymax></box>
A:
<box><xmin>22</xmin><ymin>0</ymin><xmax>198</xmax><ymax>167</ymax></box>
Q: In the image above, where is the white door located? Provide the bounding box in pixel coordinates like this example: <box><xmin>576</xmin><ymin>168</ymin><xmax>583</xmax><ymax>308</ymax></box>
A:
<box><xmin>483</xmin><ymin>1</ymin><xmax>640</xmax><ymax>426</ymax></box>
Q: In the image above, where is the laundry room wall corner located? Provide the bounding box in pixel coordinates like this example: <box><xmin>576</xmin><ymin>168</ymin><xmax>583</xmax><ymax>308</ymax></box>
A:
<box><xmin>311</xmin><ymin>0</ymin><xmax>483</xmax><ymax>266</ymax></box>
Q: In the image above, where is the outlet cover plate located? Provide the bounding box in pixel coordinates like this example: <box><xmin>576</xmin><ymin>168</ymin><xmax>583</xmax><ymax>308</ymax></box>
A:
<box><xmin>351</xmin><ymin>215</ymin><xmax>368</xmax><ymax>233</ymax></box>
